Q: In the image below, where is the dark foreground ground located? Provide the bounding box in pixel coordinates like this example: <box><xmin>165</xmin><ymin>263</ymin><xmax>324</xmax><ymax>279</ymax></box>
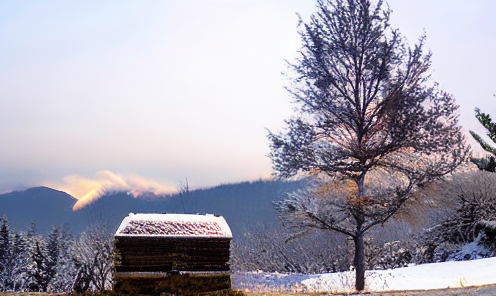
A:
<box><xmin>1</xmin><ymin>284</ymin><xmax>496</xmax><ymax>295</ymax></box>
<box><xmin>244</xmin><ymin>283</ymin><xmax>496</xmax><ymax>295</ymax></box>
<box><xmin>0</xmin><ymin>284</ymin><xmax>496</xmax><ymax>296</ymax></box>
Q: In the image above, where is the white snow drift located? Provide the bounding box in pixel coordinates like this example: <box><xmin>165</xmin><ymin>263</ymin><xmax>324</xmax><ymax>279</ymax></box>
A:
<box><xmin>232</xmin><ymin>257</ymin><xmax>496</xmax><ymax>293</ymax></box>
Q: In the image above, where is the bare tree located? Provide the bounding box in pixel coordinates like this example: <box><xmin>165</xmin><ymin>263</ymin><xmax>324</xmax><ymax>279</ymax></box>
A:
<box><xmin>268</xmin><ymin>0</ymin><xmax>468</xmax><ymax>290</ymax></box>
<box><xmin>72</xmin><ymin>226</ymin><xmax>114</xmax><ymax>292</ymax></box>
<box><xmin>177</xmin><ymin>178</ymin><xmax>189</xmax><ymax>214</ymax></box>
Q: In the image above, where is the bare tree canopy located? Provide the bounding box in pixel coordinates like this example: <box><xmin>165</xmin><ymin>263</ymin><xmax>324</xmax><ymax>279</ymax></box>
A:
<box><xmin>268</xmin><ymin>0</ymin><xmax>469</xmax><ymax>291</ymax></box>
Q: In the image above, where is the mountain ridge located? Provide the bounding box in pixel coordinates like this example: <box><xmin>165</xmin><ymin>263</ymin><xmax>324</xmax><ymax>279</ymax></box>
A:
<box><xmin>0</xmin><ymin>180</ymin><xmax>304</xmax><ymax>237</ymax></box>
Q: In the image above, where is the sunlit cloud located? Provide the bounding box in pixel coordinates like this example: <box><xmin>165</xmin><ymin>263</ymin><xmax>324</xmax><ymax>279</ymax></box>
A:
<box><xmin>47</xmin><ymin>170</ymin><xmax>177</xmax><ymax>211</ymax></box>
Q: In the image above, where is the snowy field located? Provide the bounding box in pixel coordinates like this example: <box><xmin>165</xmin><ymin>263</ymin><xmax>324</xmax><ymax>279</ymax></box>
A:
<box><xmin>232</xmin><ymin>257</ymin><xmax>496</xmax><ymax>293</ymax></box>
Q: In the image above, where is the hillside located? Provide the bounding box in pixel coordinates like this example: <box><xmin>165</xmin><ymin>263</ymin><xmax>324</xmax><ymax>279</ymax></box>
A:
<box><xmin>0</xmin><ymin>180</ymin><xmax>304</xmax><ymax>236</ymax></box>
<box><xmin>0</xmin><ymin>186</ymin><xmax>78</xmax><ymax>231</ymax></box>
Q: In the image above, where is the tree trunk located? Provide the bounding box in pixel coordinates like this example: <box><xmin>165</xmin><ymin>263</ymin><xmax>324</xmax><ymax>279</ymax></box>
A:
<box><xmin>354</xmin><ymin>175</ymin><xmax>366</xmax><ymax>291</ymax></box>
<box><xmin>354</xmin><ymin>232</ymin><xmax>365</xmax><ymax>291</ymax></box>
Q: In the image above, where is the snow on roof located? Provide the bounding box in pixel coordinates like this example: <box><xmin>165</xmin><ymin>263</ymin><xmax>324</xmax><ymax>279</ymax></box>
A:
<box><xmin>115</xmin><ymin>213</ymin><xmax>232</xmax><ymax>238</ymax></box>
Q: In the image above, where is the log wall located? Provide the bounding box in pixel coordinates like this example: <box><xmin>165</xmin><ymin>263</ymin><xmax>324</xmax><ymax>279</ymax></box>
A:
<box><xmin>114</xmin><ymin>236</ymin><xmax>231</xmax><ymax>272</ymax></box>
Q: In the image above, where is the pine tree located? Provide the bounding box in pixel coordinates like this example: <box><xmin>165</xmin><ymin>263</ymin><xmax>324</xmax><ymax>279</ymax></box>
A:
<box><xmin>0</xmin><ymin>216</ymin><xmax>14</xmax><ymax>291</ymax></box>
<box><xmin>26</xmin><ymin>222</ymin><xmax>37</xmax><ymax>238</ymax></box>
<box><xmin>23</xmin><ymin>223</ymin><xmax>40</xmax><ymax>291</ymax></box>
<box><xmin>30</xmin><ymin>241</ymin><xmax>51</xmax><ymax>292</ymax></box>
<box><xmin>46</xmin><ymin>227</ymin><xmax>59</xmax><ymax>279</ymax></box>
<box><xmin>470</xmin><ymin>104</ymin><xmax>496</xmax><ymax>172</ymax></box>
<box><xmin>0</xmin><ymin>216</ymin><xmax>9</xmax><ymax>263</ymax></box>
<box><xmin>48</xmin><ymin>224</ymin><xmax>76</xmax><ymax>292</ymax></box>
<box><xmin>2</xmin><ymin>231</ymin><xmax>33</xmax><ymax>292</ymax></box>
<box><xmin>10</xmin><ymin>233</ymin><xmax>27</xmax><ymax>291</ymax></box>
<box><xmin>29</xmin><ymin>227</ymin><xmax>59</xmax><ymax>292</ymax></box>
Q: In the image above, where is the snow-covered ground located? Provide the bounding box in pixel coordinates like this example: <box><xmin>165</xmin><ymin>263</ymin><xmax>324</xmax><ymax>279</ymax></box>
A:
<box><xmin>232</xmin><ymin>257</ymin><xmax>496</xmax><ymax>293</ymax></box>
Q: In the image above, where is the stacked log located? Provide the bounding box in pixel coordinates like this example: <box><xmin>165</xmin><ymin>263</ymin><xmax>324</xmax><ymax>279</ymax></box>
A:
<box><xmin>115</xmin><ymin>236</ymin><xmax>230</xmax><ymax>272</ymax></box>
<box><xmin>113</xmin><ymin>272</ymin><xmax>231</xmax><ymax>295</ymax></box>
<box><xmin>113</xmin><ymin>213</ymin><xmax>233</xmax><ymax>293</ymax></box>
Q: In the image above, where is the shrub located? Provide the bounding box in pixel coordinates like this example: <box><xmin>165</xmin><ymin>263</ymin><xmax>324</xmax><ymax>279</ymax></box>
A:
<box><xmin>425</xmin><ymin>171</ymin><xmax>496</xmax><ymax>247</ymax></box>
<box><xmin>230</xmin><ymin>222</ymin><xmax>349</xmax><ymax>274</ymax></box>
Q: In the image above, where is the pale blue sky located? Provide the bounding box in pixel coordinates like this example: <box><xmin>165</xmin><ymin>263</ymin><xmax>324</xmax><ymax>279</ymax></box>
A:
<box><xmin>0</xmin><ymin>1</ymin><xmax>495</xmax><ymax>199</ymax></box>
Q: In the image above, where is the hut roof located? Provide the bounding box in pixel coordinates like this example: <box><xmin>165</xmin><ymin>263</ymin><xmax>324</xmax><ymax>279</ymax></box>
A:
<box><xmin>115</xmin><ymin>213</ymin><xmax>232</xmax><ymax>238</ymax></box>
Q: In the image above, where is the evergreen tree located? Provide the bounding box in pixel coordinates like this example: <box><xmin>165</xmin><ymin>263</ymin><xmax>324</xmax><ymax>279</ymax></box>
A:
<box><xmin>23</xmin><ymin>223</ymin><xmax>40</xmax><ymax>291</ymax></box>
<box><xmin>0</xmin><ymin>217</ymin><xmax>12</xmax><ymax>291</ymax></box>
<box><xmin>0</xmin><ymin>221</ymin><xmax>81</xmax><ymax>293</ymax></box>
<box><xmin>26</xmin><ymin>222</ymin><xmax>37</xmax><ymax>238</ymax></box>
<box><xmin>9</xmin><ymin>232</ymin><xmax>31</xmax><ymax>291</ymax></box>
<box><xmin>46</xmin><ymin>227</ymin><xmax>59</xmax><ymax>278</ymax></box>
<box><xmin>30</xmin><ymin>241</ymin><xmax>51</xmax><ymax>292</ymax></box>
<box><xmin>0</xmin><ymin>216</ymin><xmax>9</xmax><ymax>263</ymax></box>
<box><xmin>29</xmin><ymin>227</ymin><xmax>60</xmax><ymax>292</ymax></box>
<box><xmin>49</xmin><ymin>224</ymin><xmax>76</xmax><ymax>292</ymax></box>
<box><xmin>470</xmin><ymin>104</ymin><xmax>496</xmax><ymax>172</ymax></box>
<box><xmin>0</xmin><ymin>218</ymin><xmax>30</xmax><ymax>292</ymax></box>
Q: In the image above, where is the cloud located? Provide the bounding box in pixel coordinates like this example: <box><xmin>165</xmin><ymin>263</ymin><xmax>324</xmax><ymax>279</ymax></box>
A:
<box><xmin>48</xmin><ymin>170</ymin><xmax>177</xmax><ymax>210</ymax></box>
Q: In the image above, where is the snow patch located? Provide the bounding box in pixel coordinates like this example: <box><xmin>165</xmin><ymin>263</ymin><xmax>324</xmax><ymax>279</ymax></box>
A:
<box><xmin>232</xmin><ymin>257</ymin><xmax>496</xmax><ymax>293</ymax></box>
<box><xmin>479</xmin><ymin>220</ymin><xmax>496</xmax><ymax>231</ymax></box>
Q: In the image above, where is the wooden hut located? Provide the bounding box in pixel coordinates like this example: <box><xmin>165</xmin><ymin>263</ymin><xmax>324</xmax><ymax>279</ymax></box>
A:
<box><xmin>113</xmin><ymin>213</ymin><xmax>232</xmax><ymax>294</ymax></box>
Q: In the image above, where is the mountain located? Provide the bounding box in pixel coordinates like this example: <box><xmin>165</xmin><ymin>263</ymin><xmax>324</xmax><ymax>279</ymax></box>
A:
<box><xmin>0</xmin><ymin>186</ymin><xmax>78</xmax><ymax>232</ymax></box>
<box><xmin>0</xmin><ymin>180</ymin><xmax>305</xmax><ymax>237</ymax></box>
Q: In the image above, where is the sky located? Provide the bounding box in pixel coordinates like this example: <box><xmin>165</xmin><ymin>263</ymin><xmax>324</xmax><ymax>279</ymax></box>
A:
<box><xmin>1</xmin><ymin>0</ymin><xmax>495</xmax><ymax>207</ymax></box>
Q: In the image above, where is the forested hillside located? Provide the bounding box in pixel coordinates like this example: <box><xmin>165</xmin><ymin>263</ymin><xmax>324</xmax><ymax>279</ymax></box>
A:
<box><xmin>0</xmin><ymin>180</ymin><xmax>304</xmax><ymax>237</ymax></box>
